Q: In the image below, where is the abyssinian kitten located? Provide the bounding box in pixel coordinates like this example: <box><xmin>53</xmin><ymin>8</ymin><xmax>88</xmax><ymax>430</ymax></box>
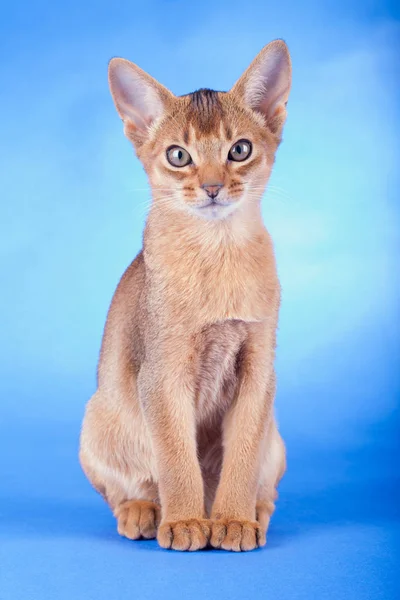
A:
<box><xmin>79</xmin><ymin>39</ymin><xmax>291</xmax><ymax>552</ymax></box>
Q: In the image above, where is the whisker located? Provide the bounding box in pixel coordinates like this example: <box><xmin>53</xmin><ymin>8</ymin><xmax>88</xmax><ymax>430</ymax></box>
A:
<box><xmin>135</xmin><ymin>196</ymin><xmax>179</xmax><ymax>219</ymax></box>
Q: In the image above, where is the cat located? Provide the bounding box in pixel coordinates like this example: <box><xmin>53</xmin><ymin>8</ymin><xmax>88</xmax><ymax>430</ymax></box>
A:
<box><xmin>79</xmin><ymin>39</ymin><xmax>291</xmax><ymax>552</ymax></box>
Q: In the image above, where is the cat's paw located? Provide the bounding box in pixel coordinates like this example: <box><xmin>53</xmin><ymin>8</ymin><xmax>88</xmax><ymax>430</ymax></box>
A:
<box><xmin>115</xmin><ymin>500</ymin><xmax>161</xmax><ymax>540</ymax></box>
<box><xmin>157</xmin><ymin>518</ymin><xmax>211</xmax><ymax>551</ymax></box>
<box><xmin>210</xmin><ymin>518</ymin><xmax>266</xmax><ymax>551</ymax></box>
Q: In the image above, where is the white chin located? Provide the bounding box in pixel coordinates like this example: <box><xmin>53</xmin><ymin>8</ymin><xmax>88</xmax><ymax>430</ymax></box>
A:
<box><xmin>194</xmin><ymin>203</ymin><xmax>237</xmax><ymax>221</ymax></box>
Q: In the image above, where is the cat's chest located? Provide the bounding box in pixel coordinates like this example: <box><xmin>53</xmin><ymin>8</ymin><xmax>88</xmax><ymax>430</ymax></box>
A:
<box><xmin>196</xmin><ymin>263</ymin><xmax>272</xmax><ymax>322</ymax></box>
<box><xmin>194</xmin><ymin>319</ymin><xmax>248</xmax><ymax>422</ymax></box>
<box><xmin>160</xmin><ymin>243</ymin><xmax>280</xmax><ymax>325</ymax></box>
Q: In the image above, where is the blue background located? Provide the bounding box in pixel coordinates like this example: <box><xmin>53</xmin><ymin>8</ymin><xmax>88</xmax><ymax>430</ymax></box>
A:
<box><xmin>1</xmin><ymin>1</ymin><xmax>399</xmax><ymax>598</ymax></box>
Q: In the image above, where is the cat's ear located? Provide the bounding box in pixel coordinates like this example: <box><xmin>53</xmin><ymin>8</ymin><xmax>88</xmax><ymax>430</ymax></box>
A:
<box><xmin>231</xmin><ymin>40</ymin><xmax>292</xmax><ymax>137</ymax></box>
<box><xmin>108</xmin><ymin>58</ymin><xmax>174</xmax><ymax>141</ymax></box>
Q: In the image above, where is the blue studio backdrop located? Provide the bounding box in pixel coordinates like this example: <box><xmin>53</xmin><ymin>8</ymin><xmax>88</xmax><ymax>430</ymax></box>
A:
<box><xmin>0</xmin><ymin>1</ymin><xmax>399</xmax><ymax>599</ymax></box>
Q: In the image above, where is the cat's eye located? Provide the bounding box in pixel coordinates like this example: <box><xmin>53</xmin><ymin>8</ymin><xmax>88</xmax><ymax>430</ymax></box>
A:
<box><xmin>228</xmin><ymin>140</ymin><xmax>252</xmax><ymax>162</ymax></box>
<box><xmin>166</xmin><ymin>146</ymin><xmax>192</xmax><ymax>168</ymax></box>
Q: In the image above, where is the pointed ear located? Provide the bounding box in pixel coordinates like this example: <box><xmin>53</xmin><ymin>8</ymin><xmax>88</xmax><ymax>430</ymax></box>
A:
<box><xmin>231</xmin><ymin>40</ymin><xmax>292</xmax><ymax>137</ymax></box>
<box><xmin>108</xmin><ymin>58</ymin><xmax>174</xmax><ymax>142</ymax></box>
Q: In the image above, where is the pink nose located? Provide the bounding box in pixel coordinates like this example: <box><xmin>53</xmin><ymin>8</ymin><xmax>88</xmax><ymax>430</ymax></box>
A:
<box><xmin>201</xmin><ymin>183</ymin><xmax>224</xmax><ymax>199</ymax></box>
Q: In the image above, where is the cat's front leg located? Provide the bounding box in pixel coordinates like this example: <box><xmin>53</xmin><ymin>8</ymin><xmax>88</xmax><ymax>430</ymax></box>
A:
<box><xmin>138</xmin><ymin>356</ymin><xmax>210</xmax><ymax>551</ymax></box>
<box><xmin>210</xmin><ymin>324</ymin><xmax>276</xmax><ymax>551</ymax></box>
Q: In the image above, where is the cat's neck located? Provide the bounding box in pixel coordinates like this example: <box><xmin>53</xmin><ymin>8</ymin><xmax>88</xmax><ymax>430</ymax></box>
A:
<box><xmin>142</xmin><ymin>198</ymin><xmax>278</xmax><ymax>324</ymax></box>
<box><xmin>144</xmin><ymin>198</ymin><xmax>267</xmax><ymax>258</ymax></box>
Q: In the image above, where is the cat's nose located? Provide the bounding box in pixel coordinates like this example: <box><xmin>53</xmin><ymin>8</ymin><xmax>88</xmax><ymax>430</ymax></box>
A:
<box><xmin>201</xmin><ymin>183</ymin><xmax>224</xmax><ymax>199</ymax></box>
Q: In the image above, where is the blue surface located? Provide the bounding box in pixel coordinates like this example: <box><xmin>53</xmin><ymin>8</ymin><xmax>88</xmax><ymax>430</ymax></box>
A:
<box><xmin>1</xmin><ymin>1</ymin><xmax>399</xmax><ymax>599</ymax></box>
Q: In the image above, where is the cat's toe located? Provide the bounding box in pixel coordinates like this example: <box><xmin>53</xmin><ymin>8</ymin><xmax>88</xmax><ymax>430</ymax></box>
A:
<box><xmin>158</xmin><ymin>518</ymin><xmax>211</xmax><ymax>551</ymax></box>
<box><xmin>115</xmin><ymin>499</ymin><xmax>160</xmax><ymax>540</ymax></box>
<box><xmin>210</xmin><ymin>518</ymin><xmax>265</xmax><ymax>551</ymax></box>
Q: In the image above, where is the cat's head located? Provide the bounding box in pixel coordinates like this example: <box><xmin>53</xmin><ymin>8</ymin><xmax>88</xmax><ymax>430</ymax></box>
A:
<box><xmin>108</xmin><ymin>40</ymin><xmax>291</xmax><ymax>221</ymax></box>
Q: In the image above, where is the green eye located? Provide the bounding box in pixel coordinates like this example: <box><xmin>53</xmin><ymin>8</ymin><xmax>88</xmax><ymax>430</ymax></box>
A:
<box><xmin>228</xmin><ymin>140</ymin><xmax>252</xmax><ymax>162</ymax></box>
<box><xmin>166</xmin><ymin>146</ymin><xmax>192</xmax><ymax>167</ymax></box>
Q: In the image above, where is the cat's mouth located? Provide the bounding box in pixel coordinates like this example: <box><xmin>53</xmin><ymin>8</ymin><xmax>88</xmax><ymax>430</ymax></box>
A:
<box><xmin>201</xmin><ymin>199</ymin><xmax>232</xmax><ymax>209</ymax></box>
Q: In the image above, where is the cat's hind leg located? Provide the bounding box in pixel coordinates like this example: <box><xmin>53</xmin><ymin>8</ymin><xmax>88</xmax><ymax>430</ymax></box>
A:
<box><xmin>79</xmin><ymin>390</ymin><xmax>160</xmax><ymax>540</ymax></box>
<box><xmin>256</xmin><ymin>417</ymin><xmax>286</xmax><ymax>545</ymax></box>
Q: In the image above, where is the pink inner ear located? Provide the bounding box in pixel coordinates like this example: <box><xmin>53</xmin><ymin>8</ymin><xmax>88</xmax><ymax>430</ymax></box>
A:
<box><xmin>270</xmin><ymin>102</ymin><xmax>285</xmax><ymax>118</ymax></box>
<box><xmin>237</xmin><ymin>43</ymin><xmax>291</xmax><ymax>125</ymax></box>
<box><xmin>255</xmin><ymin>68</ymin><xmax>289</xmax><ymax>119</ymax></box>
<box><xmin>110</xmin><ymin>61</ymin><xmax>166</xmax><ymax>131</ymax></box>
<box><xmin>259</xmin><ymin>93</ymin><xmax>287</xmax><ymax>121</ymax></box>
<box><xmin>124</xmin><ymin>113</ymin><xmax>148</xmax><ymax>132</ymax></box>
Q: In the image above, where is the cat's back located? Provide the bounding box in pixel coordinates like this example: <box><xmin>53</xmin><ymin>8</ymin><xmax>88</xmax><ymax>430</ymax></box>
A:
<box><xmin>98</xmin><ymin>251</ymin><xmax>146</xmax><ymax>386</ymax></box>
